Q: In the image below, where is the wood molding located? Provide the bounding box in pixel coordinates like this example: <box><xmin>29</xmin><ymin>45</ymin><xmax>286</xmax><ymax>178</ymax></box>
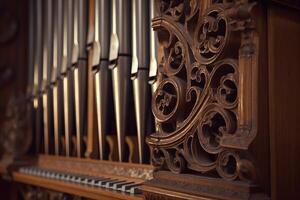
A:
<box><xmin>36</xmin><ymin>155</ymin><xmax>154</xmax><ymax>181</ymax></box>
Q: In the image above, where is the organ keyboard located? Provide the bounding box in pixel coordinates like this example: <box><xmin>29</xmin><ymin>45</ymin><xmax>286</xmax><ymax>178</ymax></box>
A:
<box><xmin>13</xmin><ymin>155</ymin><xmax>154</xmax><ymax>199</ymax></box>
<box><xmin>18</xmin><ymin>167</ymin><xmax>142</xmax><ymax>194</ymax></box>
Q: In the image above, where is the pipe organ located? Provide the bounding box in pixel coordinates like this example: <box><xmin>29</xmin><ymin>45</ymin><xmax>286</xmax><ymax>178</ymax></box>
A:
<box><xmin>1</xmin><ymin>0</ymin><xmax>300</xmax><ymax>199</ymax></box>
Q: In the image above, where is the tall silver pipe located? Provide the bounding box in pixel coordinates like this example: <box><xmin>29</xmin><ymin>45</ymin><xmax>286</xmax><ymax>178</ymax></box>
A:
<box><xmin>72</xmin><ymin>0</ymin><xmax>88</xmax><ymax>157</ymax></box>
<box><xmin>109</xmin><ymin>0</ymin><xmax>132</xmax><ymax>162</ymax></box>
<box><xmin>60</xmin><ymin>0</ymin><xmax>75</xmax><ymax>157</ymax></box>
<box><xmin>41</xmin><ymin>0</ymin><xmax>54</xmax><ymax>155</ymax></box>
<box><xmin>51</xmin><ymin>0</ymin><xmax>64</xmax><ymax>155</ymax></box>
<box><xmin>32</xmin><ymin>0</ymin><xmax>43</xmax><ymax>153</ymax></box>
<box><xmin>131</xmin><ymin>0</ymin><xmax>150</xmax><ymax>163</ymax></box>
<box><xmin>148</xmin><ymin>0</ymin><xmax>159</xmax><ymax>94</ymax></box>
<box><xmin>149</xmin><ymin>0</ymin><xmax>160</xmax><ymax>134</ymax></box>
<box><xmin>93</xmin><ymin>0</ymin><xmax>111</xmax><ymax>160</ymax></box>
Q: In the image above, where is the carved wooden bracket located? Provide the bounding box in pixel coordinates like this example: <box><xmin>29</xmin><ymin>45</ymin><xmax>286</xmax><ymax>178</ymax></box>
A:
<box><xmin>147</xmin><ymin>0</ymin><xmax>258</xmax><ymax>183</ymax></box>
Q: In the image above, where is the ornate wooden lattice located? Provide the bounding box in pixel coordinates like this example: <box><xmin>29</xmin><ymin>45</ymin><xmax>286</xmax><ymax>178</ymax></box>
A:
<box><xmin>148</xmin><ymin>0</ymin><xmax>258</xmax><ymax>183</ymax></box>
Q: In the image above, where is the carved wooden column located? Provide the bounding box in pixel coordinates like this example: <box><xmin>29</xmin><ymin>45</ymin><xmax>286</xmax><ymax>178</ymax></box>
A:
<box><xmin>142</xmin><ymin>0</ymin><xmax>269</xmax><ymax>199</ymax></box>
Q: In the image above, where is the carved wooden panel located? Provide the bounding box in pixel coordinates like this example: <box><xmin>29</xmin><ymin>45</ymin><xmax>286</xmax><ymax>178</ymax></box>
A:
<box><xmin>148</xmin><ymin>0</ymin><xmax>258</xmax><ymax>183</ymax></box>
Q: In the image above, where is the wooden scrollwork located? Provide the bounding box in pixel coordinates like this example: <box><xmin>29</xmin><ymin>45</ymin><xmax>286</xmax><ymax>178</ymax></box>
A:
<box><xmin>148</xmin><ymin>0</ymin><xmax>258</xmax><ymax>183</ymax></box>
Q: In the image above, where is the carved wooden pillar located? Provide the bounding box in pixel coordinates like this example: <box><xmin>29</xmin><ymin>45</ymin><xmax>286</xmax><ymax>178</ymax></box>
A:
<box><xmin>143</xmin><ymin>0</ymin><xmax>269</xmax><ymax>199</ymax></box>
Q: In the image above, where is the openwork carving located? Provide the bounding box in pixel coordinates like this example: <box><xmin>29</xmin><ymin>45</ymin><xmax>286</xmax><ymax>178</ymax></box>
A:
<box><xmin>148</xmin><ymin>0</ymin><xmax>258</xmax><ymax>183</ymax></box>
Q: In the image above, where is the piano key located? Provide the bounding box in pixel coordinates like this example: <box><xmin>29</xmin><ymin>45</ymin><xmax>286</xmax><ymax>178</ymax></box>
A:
<box><xmin>75</xmin><ymin>174</ymin><xmax>94</xmax><ymax>184</ymax></box>
<box><xmin>128</xmin><ymin>186</ymin><xmax>141</xmax><ymax>195</ymax></box>
<box><xmin>44</xmin><ymin>170</ymin><xmax>50</xmax><ymax>177</ymax></box>
<box><xmin>61</xmin><ymin>173</ymin><xmax>71</xmax><ymax>181</ymax></box>
<box><xmin>55</xmin><ymin>173</ymin><xmax>62</xmax><ymax>180</ymax></box>
<box><xmin>36</xmin><ymin>169</ymin><xmax>42</xmax><ymax>176</ymax></box>
<box><xmin>112</xmin><ymin>181</ymin><xmax>133</xmax><ymax>190</ymax></box>
<box><xmin>120</xmin><ymin>182</ymin><xmax>141</xmax><ymax>193</ymax></box>
<box><xmin>105</xmin><ymin>179</ymin><xmax>125</xmax><ymax>189</ymax></box>
<box><xmin>47</xmin><ymin>172</ymin><xmax>54</xmax><ymax>178</ymax></box>
<box><xmin>69</xmin><ymin>175</ymin><xmax>77</xmax><ymax>182</ymax></box>
<box><xmin>110</xmin><ymin>180</ymin><xmax>129</xmax><ymax>189</ymax></box>
<box><xmin>19</xmin><ymin>167</ymin><xmax>25</xmax><ymax>173</ymax></box>
<box><xmin>73</xmin><ymin>177</ymin><xmax>81</xmax><ymax>183</ymax></box>
<box><xmin>26</xmin><ymin>168</ymin><xmax>31</xmax><ymax>174</ymax></box>
<box><xmin>37</xmin><ymin>169</ymin><xmax>46</xmax><ymax>176</ymax></box>
<box><xmin>80</xmin><ymin>175</ymin><xmax>104</xmax><ymax>185</ymax></box>
<box><xmin>49</xmin><ymin>172</ymin><xmax>56</xmax><ymax>179</ymax></box>
<box><xmin>18</xmin><ymin>167</ymin><xmax>146</xmax><ymax>196</ymax></box>
<box><xmin>87</xmin><ymin>177</ymin><xmax>111</xmax><ymax>186</ymax></box>
<box><xmin>27</xmin><ymin>168</ymin><xmax>33</xmax><ymax>174</ymax></box>
<box><xmin>73</xmin><ymin>174</ymin><xmax>87</xmax><ymax>183</ymax></box>
<box><xmin>94</xmin><ymin>178</ymin><xmax>114</xmax><ymax>187</ymax></box>
<box><xmin>62</xmin><ymin>174</ymin><xmax>71</xmax><ymax>181</ymax></box>
<box><xmin>80</xmin><ymin>176</ymin><xmax>92</xmax><ymax>184</ymax></box>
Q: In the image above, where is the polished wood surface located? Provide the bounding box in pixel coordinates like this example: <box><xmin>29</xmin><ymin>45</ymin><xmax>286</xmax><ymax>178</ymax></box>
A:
<box><xmin>268</xmin><ymin>3</ymin><xmax>300</xmax><ymax>199</ymax></box>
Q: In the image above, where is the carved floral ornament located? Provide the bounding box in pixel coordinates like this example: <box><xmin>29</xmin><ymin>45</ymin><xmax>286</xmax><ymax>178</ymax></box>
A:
<box><xmin>148</xmin><ymin>0</ymin><xmax>258</xmax><ymax>183</ymax></box>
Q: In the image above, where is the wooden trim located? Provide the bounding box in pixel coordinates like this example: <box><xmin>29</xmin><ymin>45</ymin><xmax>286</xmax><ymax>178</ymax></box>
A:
<box><xmin>142</xmin><ymin>184</ymin><xmax>214</xmax><ymax>200</ymax></box>
<box><xmin>35</xmin><ymin>155</ymin><xmax>154</xmax><ymax>182</ymax></box>
<box><xmin>142</xmin><ymin>171</ymin><xmax>265</xmax><ymax>200</ymax></box>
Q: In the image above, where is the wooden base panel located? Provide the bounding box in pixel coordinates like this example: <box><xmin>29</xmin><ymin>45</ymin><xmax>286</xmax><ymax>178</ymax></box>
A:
<box><xmin>142</xmin><ymin>171</ymin><xmax>269</xmax><ymax>200</ymax></box>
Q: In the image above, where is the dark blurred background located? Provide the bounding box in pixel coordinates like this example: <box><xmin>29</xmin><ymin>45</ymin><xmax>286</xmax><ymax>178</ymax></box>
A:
<box><xmin>0</xmin><ymin>0</ymin><xmax>28</xmax><ymax>198</ymax></box>
<box><xmin>0</xmin><ymin>0</ymin><xmax>28</xmax><ymax>120</ymax></box>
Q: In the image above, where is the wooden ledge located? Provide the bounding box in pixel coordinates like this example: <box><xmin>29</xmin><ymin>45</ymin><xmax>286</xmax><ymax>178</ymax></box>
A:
<box><xmin>36</xmin><ymin>155</ymin><xmax>154</xmax><ymax>181</ymax></box>
<box><xmin>142</xmin><ymin>171</ymin><xmax>269</xmax><ymax>200</ymax></box>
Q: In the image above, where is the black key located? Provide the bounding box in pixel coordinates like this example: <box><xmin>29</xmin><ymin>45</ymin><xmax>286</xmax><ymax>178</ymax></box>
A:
<box><xmin>121</xmin><ymin>183</ymin><xmax>141</xmax><ymax>193</ymax></box>
<box><xmin>112</xmin><ymin>181</ymin><xmax>133</xmax><ymax>190</ymax></box>
<box><xmin>105</xmin><ymin>180</ymin><xmax>125</xmax><ymax>189</ymax></box>
<box><xmin>128</xmin><ymin>186</ymin><xmax>141</xmax><ymax>195</ymax></box>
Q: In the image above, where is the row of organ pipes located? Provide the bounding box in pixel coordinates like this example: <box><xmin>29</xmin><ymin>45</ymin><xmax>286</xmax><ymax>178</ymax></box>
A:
<box><xmin>27</xmin><ymin>0</ymin><xmax>159</xmax><ymax>164</ymax></box>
